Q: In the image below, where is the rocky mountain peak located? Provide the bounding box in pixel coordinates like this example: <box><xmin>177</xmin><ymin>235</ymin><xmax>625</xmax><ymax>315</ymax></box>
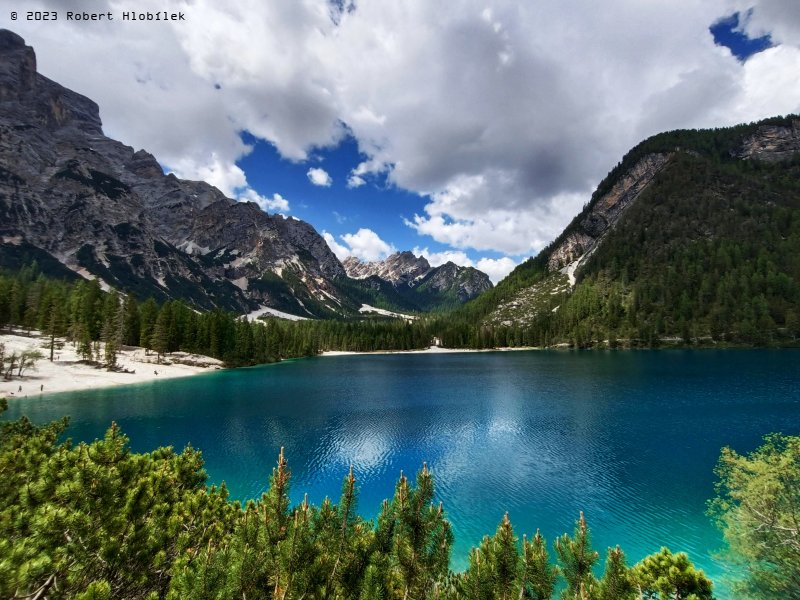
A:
<box><xmin>0</xmin><ymin>29</ymin><xmax>102</xmax><ymax>135</ymax></box>
<box><xmin>418</xmin><ymin>261</ymin><xmax>493</xmax><ymax>302</ymax></box>
<box><xmin>343</xmin><ymin>251</ymin><xmax>430</xmax><ymax>285</ymax></box>
<box><xmin>0</xmin><ymin>29</ymin><xmax>352</xmax><ymax>317</ymax></box>
<box><xmin>0</xmin><ymin>30</ymin><xmax>493</xmax><ymax>318</ymax></box>
<box><xmin>0</xmin><ymin>30</ymin><xmax>36</xmax><ymax>98</ymax></box>
<box><xmin>342</xmin><ymin>251</ymin><xmax>492</xmax><ymax>307</ymax></box>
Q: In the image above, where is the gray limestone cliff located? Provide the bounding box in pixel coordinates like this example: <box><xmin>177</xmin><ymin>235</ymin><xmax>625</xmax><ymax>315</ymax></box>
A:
<box><xmin>0</xmin><ymin>29</ymin><xmax>348</xmax><ymax>316</ymax></box>
<box><xmin>482</xmin><ymin>114</ymin><xmax>800</xmax><ymax>327</ymax></box>
<box><xmin>343</xmin><ymin>251</ymin><xmax>431</xmax><ymax>285</ymax></box>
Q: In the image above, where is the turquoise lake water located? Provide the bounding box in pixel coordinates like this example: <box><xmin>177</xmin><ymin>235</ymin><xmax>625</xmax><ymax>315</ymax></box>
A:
<box><xmin>5</xmin><ymin>349</ymin><xmax>800</xmax><ymax>592</ymax></box>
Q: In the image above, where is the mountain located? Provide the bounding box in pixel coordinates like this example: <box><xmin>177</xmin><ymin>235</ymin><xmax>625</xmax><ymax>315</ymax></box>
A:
<box><xmin>451</xmin><ymin>115</ymin><xmax>800</xmax><ymax>346</ymax></box>
<box><xmin>343</xmin><ymin>251</ymin><xmax>430</xmax><ymax>284</ymax></box>
<box><xmin>343</xmin><ymin>251</ymin><xmax>492</xmax><ymax>312</ymax></box>
<box><xmin>0</xmin><ymin>29</ymin><xmax>353</xmax><ymax>316</ymax></box>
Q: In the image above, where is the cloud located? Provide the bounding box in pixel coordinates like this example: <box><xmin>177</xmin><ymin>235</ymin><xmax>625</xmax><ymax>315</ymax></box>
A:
<box><xmin>307</xmin><ymin>167</ymin><xmax>333</xmax><ymax>187</ymax></box>
<box><xmin>168</xmin><ymin>154</ymin><xmax>247</xmax><ymax>198</ymax></box>
<box><xmin>413</xmin><ymin>247</ymin><xmax>473</xmax><ymax>268</ymax></box>
<box><xmin>734</xmin><ymin>0</ymin><xmax>800</xmax><ymax>46</ymax></box>
<box><xmin>324</xmin><ymin>228</ymin><xmax>395</xmax><ymax>262</ymax></box>
<box><xmin>14</xmin><ymin>0</ymin><xmax>800</xmax><ymax>260</ymax></box>
<box><xmin>407</xmin><ymin>176</ymin><xmax>586</xmax><ymax>255</ymax></box>
<box><xmin>347</xmin><ymin>174</ymin><xmax>366</xmax><ymax>188</ymax></box>
<box><xmin>413</xmin><ymin>247</ymin><xmax>518</xmax><ymax>283</ymax></box>
<box><xmin>346</xmin><ymin>159</ymin><xmax>387</xmax><ymax>188</ymax></box>
<box><xmin>322</xmin><ymin>232</ymin><xmax>351</xmax><ymax>261</ymax></box>
<box><xmin>238</xmin><ymin>189</ymin><xmax>290</xmax><ymax>213</ymax></box>
<box><xmin>341</xmin><ymin>228</ymin><xmax>395</xmax><ymax>261</ymax></box>
<box><xmin>476</xmin><ymin>257</ymin><xmax>518</xmax><ymax>284</ymax></box>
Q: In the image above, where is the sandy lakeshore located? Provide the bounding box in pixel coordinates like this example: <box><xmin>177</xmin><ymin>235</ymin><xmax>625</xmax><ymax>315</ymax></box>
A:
<box><xmin>0</xmin><ymin>329</ymin><xmax>224</xmax><ymax>399</ymax></box>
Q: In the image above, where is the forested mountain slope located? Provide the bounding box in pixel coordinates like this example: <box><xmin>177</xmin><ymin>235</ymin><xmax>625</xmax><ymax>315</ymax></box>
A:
<box><xmin>451</xmin><ymin>116</ymin><xmax>800</xmax><ymax>347</ymax></box>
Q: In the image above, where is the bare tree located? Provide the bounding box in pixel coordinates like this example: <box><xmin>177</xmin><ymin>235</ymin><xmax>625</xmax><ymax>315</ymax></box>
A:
<box><xmin>3</xmin><ymin>351</ymin><xmax>17</xmax><ymax>380</ymax></box>
<box><xmin>17</xmin><ymin>349</ymin><xmax>44</xmax><ymax>378</ymax></box>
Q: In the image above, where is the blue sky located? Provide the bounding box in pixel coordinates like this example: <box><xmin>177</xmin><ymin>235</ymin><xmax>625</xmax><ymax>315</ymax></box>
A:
<box><xmin>710</xmin><ymin>11</ymin><xmax>773</xmax><ymax>61</ymax></box>
<box><xmin>237</xmin><ymin>132</ymin><xmax>515</xmax><ymax>267</ymax></box>
<box><xmin>15</xmin><ymin>0</ymin><xmax>800</xmax><ymax>282</ymax></box>
<box><xmin>238</xmin><ymin>133</ymin><xmax>426</xmax><ymax>253</ymax></box>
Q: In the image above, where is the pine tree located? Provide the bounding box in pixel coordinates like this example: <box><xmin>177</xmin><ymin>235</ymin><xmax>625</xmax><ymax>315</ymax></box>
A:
<box><xmin>554</xmin><ymin>512</ymin><xmax>599</xmax><ymax>599</ymax></box>
<box><xmin>597</xmin><ymin>546</ymin><xmax>635</xmax><ymax>600</ymax></box>
<box><xmin>392</xmin><ymin>463</ymin><xmax>453</xmax><ymax>600</ymax></box>
<box><xmin>139</xmin><ymin>297</ymin><xmax>159</xmax><ymax>353</ymax></box>
<box><xmin>490</xmin><ymin>513</ymin><xmax>520</xmax><ymax>600</ymax></box>
<box><xmin>521</xmin><ymin>530</ymin><xmax>558</xmax><ymax>600</ymax></box>
<box><xmin>101</xmin><ymin>291</ymin><xmax>121</xmax><ymax>370</ymax></box>
<box><xmin>121</xmin><ymin>294</ymin><xmax>140</xmax><ymax>346</ymax></box>
<box><xmin>459</xmin><ymin>542</ymin><xmax>493</xmax><ymax>600</ymax></box>
<box><xmin>632</xmin><ymin>548</ymin><xmax>713</xmax><ymax>600</ymax></box>
<box><xmin>151</xmin><ymin>303</ymin><xmax>172</xmax><ymax>364</ymax></box>
<box><xmin>43</xmin><ymin>294</ymin><xmax>65</xmax><ymax>362</ymax></box>
<box><xmin>76</xmin><ymin>322</ymin><xmax>93</xmax><ymax>361</ymax></box>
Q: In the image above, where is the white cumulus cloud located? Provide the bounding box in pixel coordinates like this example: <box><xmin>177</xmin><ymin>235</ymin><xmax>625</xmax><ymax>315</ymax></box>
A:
<box><xmin>341</xmin><ymin>228</ymin><xmax>395</xmax><ymax>261</ymax></box>
<box><xmin>307</xmin><ymin>167</ymin><xmax>333</xmax><ymax>187</ymax></box>
<box><xmin>476</xmin><ymin>257</ymin><xmax>518</xmax><ymax>284</ymax></box>
<box><xmin>324</xmin><ymin>228</ymin><xmax>395</xmax><ymax>262</ymax></box>
<box><xmin>238</xmin><ymin>189</ymin><xmax>290</xmax><ymax>213</ymax></box>
<box><xmin>322</xmin><ymin>232</ymin><xmax>352</xmax><ymax>261</ymax></box>
<box><xmin>347</xmin><ymin>174</ymin><xmax>366</xmax><ymax>188</ymax></box>
<box><xmin>413</xmin><ymin>248</ymin><xmax>473</xmax><ymax>268</ymax></box>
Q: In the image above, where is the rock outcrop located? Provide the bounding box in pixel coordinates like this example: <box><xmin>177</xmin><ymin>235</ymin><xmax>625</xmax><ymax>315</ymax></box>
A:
<box><xmin>414</xmin><ymin>261</ymin><xmax>493</xmax><ymax>303</ymax></box>
<box><xmin>737</xmin><ymin>119</ymin><xmax>800</xmax><ymax>163</ymax></box>
<box><xmin>344</xmin><ymin>251</ymin><xmax>430</xmax><ymax>285</ymax></box>
<box><xmin>547</xmin><ymin>153</ymin><xmax>671</xmax><ymax>275</ymax></box>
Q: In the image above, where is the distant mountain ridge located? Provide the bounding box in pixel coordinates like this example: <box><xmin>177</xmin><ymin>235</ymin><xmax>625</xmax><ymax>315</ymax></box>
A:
<box><xmin>0</xmin><ymin>30</ymin><xmax>491</xmax><ymax>318</ymax></box>
<box><xmin>343</xmin><ymin>251</ymin><xmax>492</xmax><ymax>312</ymax></box>
<box><xmin>344</xmin><ymin>251</ymin><xmax>431</xmax><ymax>285</ymax></box>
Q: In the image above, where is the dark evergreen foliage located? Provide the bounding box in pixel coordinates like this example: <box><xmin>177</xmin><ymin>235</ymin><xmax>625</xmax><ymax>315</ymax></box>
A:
<box><xmin>0</xmin><ymin>405</ymin><xmax>714</xmax><ymax>599</ymax></box>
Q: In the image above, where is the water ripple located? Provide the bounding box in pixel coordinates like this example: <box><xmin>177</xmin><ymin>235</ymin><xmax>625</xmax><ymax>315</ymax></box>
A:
<box><xmin>7</xmin><ymin>349</ymin><xmax>800</xmax><ymax>595</ymax></box>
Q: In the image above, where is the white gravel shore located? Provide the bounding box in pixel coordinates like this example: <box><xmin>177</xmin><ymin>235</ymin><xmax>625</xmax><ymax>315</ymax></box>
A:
<box><xmin>0</xmin><ymin>329</ymin><xmax>223</xmax><ymax>399</ymax></box>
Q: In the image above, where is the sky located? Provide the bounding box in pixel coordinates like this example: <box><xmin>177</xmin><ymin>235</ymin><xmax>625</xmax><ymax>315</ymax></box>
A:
<box><xmin>7</xmin><ymin>0</ymin><xmax>800</xmax><ymax>283</ymax></box>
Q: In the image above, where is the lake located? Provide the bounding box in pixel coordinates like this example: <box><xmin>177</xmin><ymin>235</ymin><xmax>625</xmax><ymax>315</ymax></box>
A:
<box><xmin>5</xmin><ymin>349</ymin><xmax>800</xmax><ymax>592</ymax></box>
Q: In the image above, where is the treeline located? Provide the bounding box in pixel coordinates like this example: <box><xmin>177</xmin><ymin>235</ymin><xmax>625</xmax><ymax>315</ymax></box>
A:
<box><xmin>0</xmin><ymin>404</ymin><xmax>715</xmax><ymax>600</ymax></box>
<box><xmin>0</xmin><ymin>261</ymin><xmax>557</xmax><ymax>359</ymax></box>
<box><xmin>0</xmin><ymin>263</ymin><xmax>526</xmax><ymax>366</ymax></box>
<box><xmin>0</xmin><ymin>264</ymin><xmax>321</xmax><ymax>367</ymax></box>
